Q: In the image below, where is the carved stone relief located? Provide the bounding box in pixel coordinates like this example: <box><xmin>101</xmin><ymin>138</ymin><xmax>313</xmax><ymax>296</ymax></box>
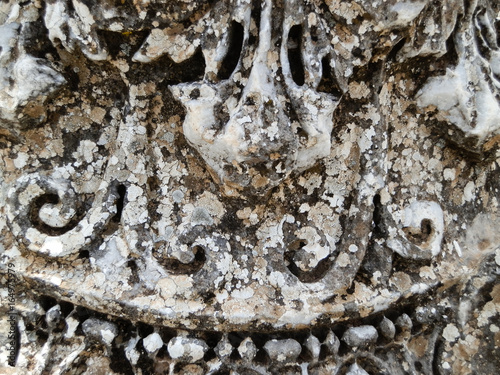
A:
<box><xmin>0</xmin><ymin>0</ymin><xmax>499</xmax><ymax>374</ymax></box>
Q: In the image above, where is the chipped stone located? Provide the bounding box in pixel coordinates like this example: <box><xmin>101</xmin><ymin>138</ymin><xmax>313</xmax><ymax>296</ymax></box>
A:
<box><xmin>45</xmin><ymin>305</ymin><xmax>62</xmax><ymax>329</ymax></box>
<box><xmin>215</xmin><ymin>335</ymin><xmax>233</xmax><ymax>359</ymax></box>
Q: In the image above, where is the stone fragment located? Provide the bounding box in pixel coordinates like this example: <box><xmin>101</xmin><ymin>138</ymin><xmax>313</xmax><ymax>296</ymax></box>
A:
<box><xmin>82</xmin><ymin>318</ymin><xmax>118</xmax><ymax>346</ymax></box>
<box><xmin>342</xmin><ymin>326</ymin><xmax>378</xmax><ymax>347</ymax></box>
<box><xmin>124</xmin><ymin>337</ymin><xmax>141</xmax><ymax>366</ymax></box>
<box><xmin>143</xmin><ymin>332</ymin><xmax>163</xmax><ymax>353</ymax></box>
<box><xmin>167</xmin><ymin>336</ymin><xmax>208</xmax><ymax>362</ymax></box>
<box><xmin>238</xmin><ymin>337</ymin><xmax>258</xmax><ymax>361</ymax></box>
<box><xmin>395</xmin><ymin>314</ymin><xmax>413</xmax><ymax>340</ymax></box>
<box><xmin>64</xmin><ymin>316</ymin><xmax>79</xmax><ymax>339</ymax></box>
<box><xmin>304</xmin><ymin>335</ymin><xmax>321</xmax><ymax>360</ymax></box>
<box><xmin>442</xmin><ymin>324</ymin><xmax>460</xmax><ymax>342</ymax></box>
<box><xmin>263</xmin><ymin>339</ymin><xmax>302</xmax><ymax>363</ymax></box>
<box><xmin>45</xmin><ymin>305</ymin><xmax>62</xmax><ymax>329</ymax></box>
<box><xmin>395</xmin><ymin>314</ymin><xmax>413</xmax><ymax>331</ymax></box>
<box><xmin>379</xmin><ymin>316</ymin><xmax>396</xmax><ymax>340</ymax></box>
<box><xmin>215</xmin><ymin>335</ymin><xmax>233</xmax><ymax>359</ymax></box>
<box><xmin>324</xmin><ymin>330</ymin><xmax>340</xmax><ymax>354</ymax></box>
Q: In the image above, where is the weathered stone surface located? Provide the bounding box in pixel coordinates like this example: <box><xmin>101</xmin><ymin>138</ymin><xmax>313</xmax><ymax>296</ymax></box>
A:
<box><xmin>346</xmin><ymin>363</ymin><xmax>370</xmax><ymax>375</ymax></box>
<box><xmin>304</xmin><ymin>334</ymin><xmax>321</xmax><ymax>361</ymax></box>
<box><xmin>142</xmin><ymin>332</ymin><xmax>163</xmax><ymax>354</ymax></box>
<box><xmin>0</xmin><ymin>0</ymin><xmax>499</xmax><ymax>374</ymax></box>
<box><xmin>237</xmin><ymin>337</ymin><xmax>258</xmax><ymax>362</ymax></box>
<box><xmin>324</xmin><ymin>330</ymin><xmax>341</xmax><ymax>356</ymax></box>
<box><xmin>342</xmin><ymin>326</ymin><xmax>378</xmax><ymax>347</ymax></box>
<box><xmin>378</xmin><ymin>316</ymin><xmax>396</xmax><ymax>340</ymax></box>
<box><xmin>167</xmin><ymin>336</ymin><xmax>208</xmax><ymax>363</ymax></box>
<box><xmin>263</xmin><ymin>339</ymin><xmax>302</xmax><ymax>363</ymax></box>
<box><xmin>81</xmin><ymin>318</ymin><xmax>118</xmax><ymax>346</ymax></box>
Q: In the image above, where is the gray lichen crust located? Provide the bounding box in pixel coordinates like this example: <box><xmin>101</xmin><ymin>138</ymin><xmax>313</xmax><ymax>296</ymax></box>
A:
<box><xmin>0</xmin><ymin>0</ymin><xmax>499</xmax><ymax>374</ymax></box>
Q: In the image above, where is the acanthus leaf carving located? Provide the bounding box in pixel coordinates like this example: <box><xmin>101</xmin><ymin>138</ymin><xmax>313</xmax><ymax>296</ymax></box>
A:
<box><xmin>417</xmin><ymin>0</ymin><xmax>500</xmax><ymax>158</ymax></box>
<box><xmin>1</xmin><ymin>1</ymin><xmax>500</xmax><ymax>373</ymax></box>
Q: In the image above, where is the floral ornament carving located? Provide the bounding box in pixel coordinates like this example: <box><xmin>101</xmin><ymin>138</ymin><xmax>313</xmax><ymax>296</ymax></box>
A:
<box><xmin>1</xmin><ymin>1</ymin><xmax>500</xmax><ymax>373</ymax></box>
<box><xmin>0</xmin><ymin>4</ymin><xmax>66</xmax><ymax>130</ymax></box>
<box><xmin>417</xmin><ymin>0</ymin><xmax>500</xmax><ymax>157</ymax></box>
<box><xmin>5</xmin><ymin>0</ymin><xmax>389</xmax><ymax>298</ymax></box>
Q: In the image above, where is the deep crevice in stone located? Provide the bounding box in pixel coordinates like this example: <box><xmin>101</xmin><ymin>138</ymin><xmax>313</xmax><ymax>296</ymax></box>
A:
<box><xmin>113</xmin><ymin>184</ymin><xmax>127</xmax><ymax>224</ymax></box>
<box><xmin>317</xmin><ymin>55</ymin><xmax>342</xmax><ymax>96</ymax></box>
<box><xmin>288</xmin><ymin>24</ymin><xmax>305</xmax><ymax>86</ymax></box>
<box><xmin>218</xmin><ymin>21</ymin><xmax>244</xmax><ymax>80</ymax></box>
<box><xmin>156</xmin><ymin>244</ymin><xmax>206</xmax><ymax>275</ymax></box>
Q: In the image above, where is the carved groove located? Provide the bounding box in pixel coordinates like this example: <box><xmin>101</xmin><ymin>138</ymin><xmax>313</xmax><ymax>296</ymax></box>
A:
<box><xmin>288</xmin><ymin>24</ymin><xmax>305</xmax><ymax>86</ymax></box>
<box><xmin>157</xmin><ymin>245</ymin><xmax>206</xmax><ymax>275</ymax></box>
<box><xmin>317</xmin><ymin>55</ymin><xmax>341</xmax><ymax>96</ymax></box>
<box><xmin>402</xmin><ymin>218</ymin><xmax>433</xmax><ymax>246</ymax></box>
<box><xmin>218</xmin><ymin>21</ymin><xmax>244</xmax><ymax>80</ymax></box>
<box><xmin>29</xmin><ymin>193</ymin><xmax>85</xmax><ymax>236</ymax></box>
<box><xmin>284</xmin><ymin>240</ymin><xmax>334</xmax><ymax>283</ymax></box>
<box><xmin>112</xmin><ymin>184</ymin><xmax>127</xmax><ymax>224</ymax></box>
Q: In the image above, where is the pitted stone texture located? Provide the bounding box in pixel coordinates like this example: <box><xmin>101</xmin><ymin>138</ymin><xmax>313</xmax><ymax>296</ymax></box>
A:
<box><xmin>45</xmin><ymin>305</ymin><xmax>62</xmax><ymax>329</ymax></box>
<box><xmin>0</xmin><ymin>0</ymin><xmax>500</xmax><ymax>374</ymax></box>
